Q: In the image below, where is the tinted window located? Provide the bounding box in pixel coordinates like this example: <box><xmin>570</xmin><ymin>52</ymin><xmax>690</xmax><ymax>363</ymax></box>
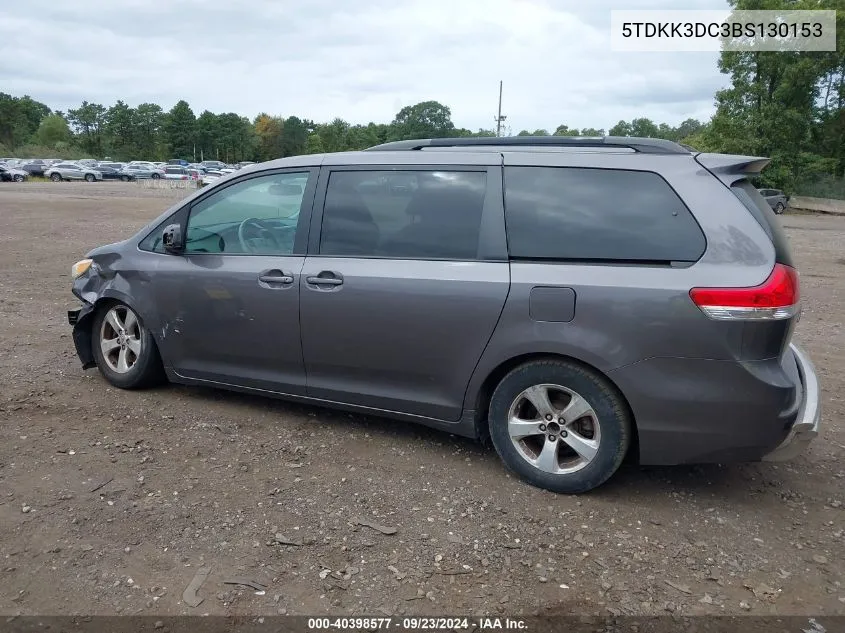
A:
<box><xmin>731</xmin><ymin>179</ymin><xmax>794</xmax><ymax>267</ymax></box>
<box><xmin>503</xmin><ymin>166</ymin><xmax>706</xmax><ymax>263</ymax></box>
<box><xmin>184</xmin><ymin>172</ymin><xmax>309</xmax><ymax>255</ymax></box>
<box><xmin>319</xmin><ymin>170</ymin><xmax>487</xmax><ymax>259</ymax></box>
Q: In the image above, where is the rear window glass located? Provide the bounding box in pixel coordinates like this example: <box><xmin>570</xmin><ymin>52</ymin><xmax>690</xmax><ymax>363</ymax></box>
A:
<box><xmin>730</xmin><ymin>180</ymin><xmax>794</xmax><ymax>267</ymax></box>
<box><xmin>503</xmin><ymin>166</ymin><xmax>706</xmax><ymax>263</ymax></box>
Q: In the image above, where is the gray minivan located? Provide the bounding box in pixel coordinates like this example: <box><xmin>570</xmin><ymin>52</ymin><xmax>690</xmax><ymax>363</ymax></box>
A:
<box><xmin>67</xmin><ymin>136</ymin><xmax>820</xmax><ymax>493</ymax></box>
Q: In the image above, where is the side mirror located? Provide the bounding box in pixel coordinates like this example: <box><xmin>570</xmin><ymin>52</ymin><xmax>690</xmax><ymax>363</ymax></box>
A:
<box><xmin>161</xmin><ymin>223</ymin><xmax>183</xmax><ymax>254</ymax></box>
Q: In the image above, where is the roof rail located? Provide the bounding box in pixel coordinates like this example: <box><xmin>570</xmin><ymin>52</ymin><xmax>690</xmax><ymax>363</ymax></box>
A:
<box><xmin>364</xmin><ymin>136</ymin><xmax>691</xmax><ymax>155</ymax></box>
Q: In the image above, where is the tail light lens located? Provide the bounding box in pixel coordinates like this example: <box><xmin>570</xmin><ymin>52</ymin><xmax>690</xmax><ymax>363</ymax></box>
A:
<box><xmin>690</xmin><ymin>264</ymin><xmax>800</xmax><ymax>320</ymax></box>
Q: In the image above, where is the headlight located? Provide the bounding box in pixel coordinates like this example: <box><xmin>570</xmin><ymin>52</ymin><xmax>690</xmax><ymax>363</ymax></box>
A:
<box><xmin>71</xmin><ymin>258</ymin><xmax>93</xmax><ymax>279</ymax></box>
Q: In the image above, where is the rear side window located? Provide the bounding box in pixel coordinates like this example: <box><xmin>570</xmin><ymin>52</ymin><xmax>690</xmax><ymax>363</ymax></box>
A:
<box><xmin>319</xmin><ymin>170</ymin><xmax>487</xmax><ymax>260</ymax></box>
<box><xmin>503</xmin><ymin>166</ymin><xmax>706</xmax><ymax>263</ymax></box>
<box><xmin>730</xmin><ymin>180</ymin><xmax>794</xmax><ymax>267</ymax></box>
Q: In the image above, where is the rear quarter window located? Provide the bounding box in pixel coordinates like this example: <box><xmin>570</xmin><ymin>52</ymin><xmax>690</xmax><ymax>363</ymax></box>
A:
<box><xmin>503</xmin><ymin>166</ymin><xmax>706</xmax><ymax>263</ymax></box>
<box><xmin>730</xmin><ymin>179</ymin><xmax>794</xmax><ymax>267</ymax></box>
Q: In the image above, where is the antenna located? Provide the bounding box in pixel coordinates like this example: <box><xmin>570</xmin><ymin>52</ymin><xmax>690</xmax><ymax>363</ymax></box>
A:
<box><xmin>494</xmin><ymin>81</ymin><xmax>507</xmax><ymax>137</ymax></box>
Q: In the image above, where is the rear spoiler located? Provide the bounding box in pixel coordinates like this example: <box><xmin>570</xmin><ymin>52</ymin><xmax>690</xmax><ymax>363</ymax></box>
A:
<box><xmin>694</xmin><ymin>153</ymin><xmax>771</xmax><ymax>187</ymax></box>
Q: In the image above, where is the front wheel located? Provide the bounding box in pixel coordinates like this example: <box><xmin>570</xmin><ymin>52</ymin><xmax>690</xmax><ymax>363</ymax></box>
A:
<box><xmin>50</xmin><ymin>173</ymin><xmax>62</xmax><ymax>182</ymax></box>
<box><xmin>13</xmin><ymin>174</ymin><xmax>24</xmax><ymax>182</ymax></box>
<box><xmin>775</xmin><ymin>202</ymin><xmax>785</xmax><ymax>214</ymax></box>
<box><xmin>85</xmin><ymin>174</ymin><xmax>95</xmax><ymax>182</ymax></box>
<box><xmin>151</xmin><ymin>173</ymin><xmax>160</xmax><ymax>180</ymax></box>
<box><xmin>488</xmin><ymin>359</ymin><xmax>632</xmax><ymax>494</ymax></box>
<box><xmin>91</xmin><ymin>302</ymin><xmax>166</xmax><ymax>389</ymax></box>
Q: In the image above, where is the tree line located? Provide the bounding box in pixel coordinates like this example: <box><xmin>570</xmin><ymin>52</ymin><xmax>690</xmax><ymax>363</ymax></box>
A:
<box><xmin>0</xmin><ymin>93</ymin><xmax>711</xmax><ymax>166</ymax></box>
<box><xmin>2</xmin><ymin>0</ymin><xmax>844</xmax><ymax>196</ymax></box>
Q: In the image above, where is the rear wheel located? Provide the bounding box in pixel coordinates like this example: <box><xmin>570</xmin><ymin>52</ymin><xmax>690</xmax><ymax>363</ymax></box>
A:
<box><xmin>12</xmin><ymin>174</ymin><xmax>24</xmax><ymax>182</ymax></box>
<box><xmin>50</xmin><ymin>173</ymin><xmax>62</xmax><ymax>182</ymax></box>
<box><xmin>120</xmin><ymin>175</ymin><xmax>130</xmax><ymax>182</ymax></box>
<box><xmin>85</xmin><ymin>173</ymin><xmax>95</xmax><ymax>182</ymax></box>
<box><xmin>151</xmin><ymin>173</ymin><xmax>160</xmax><ymax>180</ymax></box>
<box><xmin>91</xmin><ymin>302</ymin><xmax>166</xmax><ymax>389</ymax></box>
<box><xmin>775</xmin><ymin>202</ymin><xmax>785</xmax><ymax>214</ymax></box>
<box><xmin>488</xmin><ymin>359</ymin><xmax>632</xmax><ymax>494</ymax></box>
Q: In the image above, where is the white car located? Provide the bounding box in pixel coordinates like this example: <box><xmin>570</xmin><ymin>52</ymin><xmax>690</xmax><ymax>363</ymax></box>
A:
<box><xmin>200</xmin><ymin>170</ymin><xmax>224</xmax><ymax>186</ymax></box>
<box><xmin>163</xmin><ymin>166</ymin><xmax>190</xmax><ymax>180</ymax></box>
<box><xmin>0</xmin><ymin>164</ymin><xmax>28</xmax><ymax>182</ymax></box>
<box><xmin>44</xmin><ymin>162</ymin><xmax>104</xmax><ymax>182</ymax></box>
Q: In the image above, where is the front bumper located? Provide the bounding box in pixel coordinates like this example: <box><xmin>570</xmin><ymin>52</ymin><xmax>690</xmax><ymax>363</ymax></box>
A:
<box><xmin>68</xmin><ymin>304</ymin><xmax>97</xmax><ymax>369</ymax></box>
<box><xmin>762</xmin><ymin>343</ymin><xmax>821</xmax><ymax>461</ymax></box>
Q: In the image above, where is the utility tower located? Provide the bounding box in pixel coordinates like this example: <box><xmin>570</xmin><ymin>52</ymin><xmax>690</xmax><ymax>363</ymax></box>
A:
<box><xmin>494</xmin><ymin>81</ymin><xmax>507</xmax><ymax>137</ymax></box>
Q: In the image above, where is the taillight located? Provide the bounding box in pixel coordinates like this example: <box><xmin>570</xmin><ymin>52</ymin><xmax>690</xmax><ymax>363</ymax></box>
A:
<box><xmin>690</xmin><ymin>263</ymin><xmax>800</xmax><ymax>321</ymax></box>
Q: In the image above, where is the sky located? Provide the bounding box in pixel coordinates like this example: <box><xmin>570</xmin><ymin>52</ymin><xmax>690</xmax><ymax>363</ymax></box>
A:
<box><xmin>0</xmin><ymin>0</ymin><xmax>732</xmax><ymax>132</ymax></box>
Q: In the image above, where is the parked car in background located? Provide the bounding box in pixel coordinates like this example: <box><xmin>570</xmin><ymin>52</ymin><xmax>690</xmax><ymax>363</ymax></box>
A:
<box><xmin>201</xmin><ymin>160</ymin><xmax>226</xmax><ymax>170</ymax></box>
<box><xmin>96</xmin><ymin>164</ymin><xmax>132</xmax><ymax>180</ymax></box>
<box><xmin>236</xmin><ymin>161</ymin><xmax>255</xmax><ymax>169</ymax></box>
<box><xmin>98</xmin><ymin>162</ymin><xmax>126</xmax><ymax>171</ymax></box>
<box><xmin>18</xmin><ymin>160</ymin><xmax>47</xmax><ymax>177</ymax></box>
<box><xmin>200</xmin><ymin>170</ymin><xmax>224</xmax><ymax>186</ymax></box>
<box><xmin>77</xmin><ymin>159</ymin><xmax>99</xmax><ymax>167</ymax></box>
<box><xmin>758</xmin><ymin>188</ymin><xmax>789</xmax><ymax>214</ymax></box>
<box><xmin>65</xmin><ymin>136</ymin><xmax>819</xmax><ymax>494</ymax></box>
<box><xmin>163</xmin><ymin>166</ymin><xmax>190</xmax><ymax>180</ymax></box>
<box><xmin>168</xmin><ymin>159</ymin><xmax>189</xmax><ymax>166</ymax></box>
<box><xmin>186</xmin><ymin>168</ymin><xmax>205</xmax><ymax>181</ymax></box>
<box><xmin>0</xmin><ymin>164</ymin><xmax>28</xmax><ymax>182</ymax></box>
<box><xmin>45</xmin><ymin>162</ymin><xmax>103</xmax><ymax>182</ymax></box>
<box><xmin>120</xmin><ymin>164</ymin><xmax>164</xmax><ymax>180</ymax></box>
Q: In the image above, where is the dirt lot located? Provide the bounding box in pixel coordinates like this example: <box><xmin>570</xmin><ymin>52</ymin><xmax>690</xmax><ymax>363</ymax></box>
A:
<box><xmin>0</xmin><ymin>181</ymin><xmax>843</xmax><ymax>618</ymax></box>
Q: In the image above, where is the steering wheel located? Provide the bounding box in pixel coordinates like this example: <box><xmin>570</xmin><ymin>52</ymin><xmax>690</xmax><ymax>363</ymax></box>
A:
<box><xmin>237</xmin><ymin>218</ymin><xmax>281</xmax><ymax>253</ymax></box>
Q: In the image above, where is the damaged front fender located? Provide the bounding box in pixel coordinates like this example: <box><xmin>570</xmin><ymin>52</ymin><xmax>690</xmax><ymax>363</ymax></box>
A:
<box><xmin>68</xmin><ymin>303</ymin><xmax>97</xmax><ymax>369</ymax></box>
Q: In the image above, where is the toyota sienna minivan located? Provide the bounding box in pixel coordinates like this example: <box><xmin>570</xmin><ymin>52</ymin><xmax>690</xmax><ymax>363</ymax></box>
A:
<box><xmin>67</xmin><ymin>136</ymin><xmax>821</xmax><ymax>493</ymax></box>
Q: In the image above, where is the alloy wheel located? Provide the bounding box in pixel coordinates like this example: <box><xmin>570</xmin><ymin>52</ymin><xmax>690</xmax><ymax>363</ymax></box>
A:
<box><xmin>506</xmin><ymin>383</ymin><xmax>601</xmax><ymax>474</ymax></box>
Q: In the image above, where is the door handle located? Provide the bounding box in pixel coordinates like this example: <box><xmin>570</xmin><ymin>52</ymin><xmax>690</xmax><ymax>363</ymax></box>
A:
<box><xmin>258</xmin><ymin>270</ymin><xmax>294</xmax><ymax>285</ymax></box>
<box><xmin>305</xmin><ymin>276</ymin><xmax>343</xmax><ymax>286</ymax></box>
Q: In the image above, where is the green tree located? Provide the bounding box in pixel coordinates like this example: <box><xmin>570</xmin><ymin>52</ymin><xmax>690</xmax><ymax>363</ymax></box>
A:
<box><xmin>608</xmin><ymin>120</ymin><xmax>632</xmax><ymax>136</ymax></box>
<box><xmin>518</xmin><ymin>128</ymin><xmax>551</xmax><ymax>136</ymax></box>
<box><xmin>105</xmin><ymin>100</ymin><xmax>135</xmax><ymax>159</ymax></box>
<box><xmin>389</xmin><ymin>101</ymin><xmax>455</xmax><ymax>140</ymax></box>
<box><xmin>35</xmin><ymin>114</ymin><xmax>71</xmax><ymax>147</ymax></box>
<box><xmin>67</xmin><ymin>101</ymin><xmax>107</xmax><ymax>155</ymax></box>
<box><xmin>304</xmin><ymin>132</ymin><xmax>325</xmax><ymax>154</ymax></box>
<box><xmin>281</xmin><ymin>116</ymin><xmax>309</xmax><ymax>156</ymax></box>
<box><xmin>163</xmin><ymin>100</ymin><xmax>196</xmax><ymax>159</ymax></box>
<box><xmin>195</xmin><ymin>110</ymin><xmax>219</xmax><ymax>161</ymax></box>
<box><xmin>133</xmin><ymin>103</ymin><xmax>165</xmax><ymax>160</ymax></box>
<box><xmin>0</xmin><ymin>93</ymin><xmax>51</xmax><ymax>149</ymax></box>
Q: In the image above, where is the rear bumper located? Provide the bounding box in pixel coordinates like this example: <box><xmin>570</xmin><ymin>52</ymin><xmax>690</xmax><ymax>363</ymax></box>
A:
<box><xmin>609</xmin><ymin>343</ymin><xmax>821</xmax><ymax>465</ymax></box>
<box><xmin>762</xmin><ymin>343</ymin><xmax>821</xmax><ymax>461</ymax></box>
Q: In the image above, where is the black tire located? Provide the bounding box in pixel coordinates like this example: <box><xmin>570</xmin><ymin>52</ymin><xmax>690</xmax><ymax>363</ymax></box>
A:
<box><xmin>488</xmin><ymin>359</ymin><xmax>632</xmax><ymax>494</ymax></box>
<box><xmin>85</xmin><ymin>173</ymin><xmax>95</xmax><ymax>182</ymax></box>
<box><xmin>151</xmin><ymin>173</ymin><xmax>160</xmax><ymax>180</ymax></box>
<box><xmin>775</xmin><ymin>202</ymin><xmax>785</xmax><ymax>214</ymax></box>
<box><xmin>121</xmin><ymin>175</ymin><xmax>130</xmax><ymax>182</ymax></box>
<box><xmin>50</xmin><ymin>173</ymin><xmax>62</xmax><ymax>182</ymax></box>
<box><xmin>13</xmin><ymin>174</ymin><xmax>24</xmax><ymax>182</ymax></box>
<box><xmin>91</xmin><ymin>302</ymin><xmax>166</xmax><ymax>389</ymax></box>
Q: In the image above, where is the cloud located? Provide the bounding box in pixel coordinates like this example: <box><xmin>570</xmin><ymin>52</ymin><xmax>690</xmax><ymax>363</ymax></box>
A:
<box><xmin>0</xmin><ymin>0</ymin><xmax>730</xmax><ymax>131</ymax></box>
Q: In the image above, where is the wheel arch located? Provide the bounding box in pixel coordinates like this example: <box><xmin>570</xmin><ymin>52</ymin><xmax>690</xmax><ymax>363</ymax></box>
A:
<box><xmin>73</xmin><ymin>291</ymin><xmax>163</xmax><ymax>368</ymax></box>
<box><xmin>470</xmin><ymin>352</ymin><xmax>640</xmax><ymax>463</ymax></box>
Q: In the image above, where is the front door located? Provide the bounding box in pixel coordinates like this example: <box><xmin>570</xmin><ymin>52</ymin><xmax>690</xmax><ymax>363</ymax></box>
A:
<box><xmin>152</xmin><ymin>168</ymin><xmax>316</xmax><ymax>394</ymax></box>
<box><xmin>300</xmin><ymin>166</ymin><xmax>510</xmax><ymax>421</ymax></box>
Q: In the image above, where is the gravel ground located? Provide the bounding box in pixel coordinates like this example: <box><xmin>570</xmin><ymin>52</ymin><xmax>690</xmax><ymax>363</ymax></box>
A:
<box><xmin>0</xmin><ymin>181</ymin><xmax>843</xmax><ymax>617</ymax></box>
